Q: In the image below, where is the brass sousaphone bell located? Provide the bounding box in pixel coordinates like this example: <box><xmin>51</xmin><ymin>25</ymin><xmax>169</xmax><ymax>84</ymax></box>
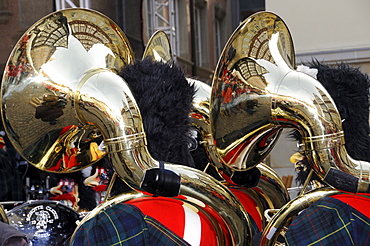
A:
<box><xmin>210</xmin><ymin>12</ymin><xmax>295</xmax><ymax>175</ymax></box>
<box><xmin>210</xmin><ymin>11</ymin><xmax>370</xmax><ymax>194</ymax></box>
<box><xmin>1</xmin><ymin>8</ymin><xmax>134</xmax><ymax>173</ymax></box>
<box><xmin>142</xmin><ymin>30</ymin><xmax>173</xmax><ymax>63</ymax></box>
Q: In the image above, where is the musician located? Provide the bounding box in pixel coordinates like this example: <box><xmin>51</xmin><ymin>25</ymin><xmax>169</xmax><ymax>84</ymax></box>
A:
<box><xmin>286</xmin><ymin>61</ymin><xmax>370</xmax><ymax>245</ymax></box>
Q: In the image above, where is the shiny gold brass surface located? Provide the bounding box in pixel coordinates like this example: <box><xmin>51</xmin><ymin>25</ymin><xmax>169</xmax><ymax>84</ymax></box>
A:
<box><xmin>142</xmin><ymin>30</ymin><xmax>173</xmax><ymax>63</ymax></box>
<box><xmin>211</xmin><ymin>12</ymin><xmax>294</xmax><ymax>171</ymax></box>
<box><xmin>143</xmin><ymin>29</ymin><xmax>290</xmax><ymax>241</ymax></box>
<box><xmin>260</xmin><ymin>187</ymin><xmax>341</xmax><ymax>246</ymax></box>
<box><xmin>210</xmin><ymin>11</ymin><xmax>370</xmax><ymax>193</ymax></box>
<box><xmin>187</xmin><ymin>79</ymin><xmax>290</xmax><ymax>240</ymax></box>
<box><xmin>187</xmin><ymin>80</ymin><xmax>289</xmax><ymax>243</ymax></box>
<box><xmin>1</xmin><ymin>8</ymin><xmax>134</xmax><ymax>173</ymax></box>
<box><xmin>188</xmin><ymin>78</ymin><xmax>222</xmax><ymax>171</ymax></box>
<box><xmin>8</xmin><ymin>8</ymin><xmax>369</xmax><ymax>245</ymax></box>
<box><xmin>255</xmin><ymin>163</ymin><xmax>290</xmax><ymax>209</ymax></box>
<box><xmin>146</xmin><ymin>33</ymin><xmax>254</xmax><ymax>244</ymax></box>
<box><xmin>0</xmin><ymin>205</ymin><xmax>8</xmax><ymax>223</ymax></box>
<box><xmin>189</xmin><ymin>78</ymin><xmax>290</xmax><ymax>208</ymax></box>
<box><xmin>1</xmin><ymin>9</ymin><xmax>252</xmax><ymax>245</ymax></box>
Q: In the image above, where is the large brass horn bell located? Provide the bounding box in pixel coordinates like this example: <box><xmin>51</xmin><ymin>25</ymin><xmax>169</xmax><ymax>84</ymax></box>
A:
<box><xmin>210</xmin><ymin>11</ymin><xmax>370</xmax><ymax>193</ymax></box>
<box><xmin>1</xmin><ymin>8</ymin><xmax>134</xmax><ymax>173</ymax></box>
<box><xmin>210</xmin><ymin>12</ymin><xmax>295</xmax><ymax>173</ymax></box>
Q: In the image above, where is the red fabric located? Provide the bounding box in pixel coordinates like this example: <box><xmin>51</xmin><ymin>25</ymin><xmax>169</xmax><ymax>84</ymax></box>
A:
<box><xmin>127</xmin><ymin>198</ymin><xmax>185</xmax><ymax>238</ymax></box>
<box><xmin>126</xmin><ymin>197</ymin><xmax>218</xmax><ymax>246</ymax></box>
<box><xmin>331</xmin><ymin>193</ymin><xmax>370</xmax><ymax>218</ymax></box>
<box><xmin>93</xmin><ymin>185</ymin><xmax>107</xmax><ymax>192</ymax></box>
<box><xmin>182</xmin><ymin>196</ymin><xmax>232</xmax><ymax>246</ymax></box>
<box><xmin>49</xmin><ymin>193</ymin><xmax>76</xmax><ymax>204</ymax></box>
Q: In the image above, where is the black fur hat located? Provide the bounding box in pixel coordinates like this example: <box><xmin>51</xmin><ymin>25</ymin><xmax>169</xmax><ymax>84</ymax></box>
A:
<box><xmin>103</xmin><ymin>58</ymin><xmax>197</xmax><ymax>196</ymax></box>
<box><xmin>119</xmin><ymin>58</ymin><xmax>196</xmax><ymax>167</ymax></box>
<box><xmin>290</xmin><ymin>60</ymin><xmax>370</xmax><ymax>184</ymax></box>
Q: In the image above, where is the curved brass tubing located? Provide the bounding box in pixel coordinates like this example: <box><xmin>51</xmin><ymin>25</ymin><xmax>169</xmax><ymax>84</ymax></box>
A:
<box><xmin>189</xmin><ymin>78</ymin><xmax>290</xmax><ymax>211</ymax></box>
<box><xmin>260</xmin><ymin>187</ymin><xmax>341</xmax><ymax>245</ymax></box>
<box><xmin>210</xmin><ymin>11</ymin><xmax>370</xmax><ymax>193</ymax></box>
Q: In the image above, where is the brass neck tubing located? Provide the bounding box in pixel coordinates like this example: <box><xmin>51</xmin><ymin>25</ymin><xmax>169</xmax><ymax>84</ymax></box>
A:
<box><xmin>273</xmin><ymin>70</ymin><xmax>370</xmax><ymax>193</ymax></box>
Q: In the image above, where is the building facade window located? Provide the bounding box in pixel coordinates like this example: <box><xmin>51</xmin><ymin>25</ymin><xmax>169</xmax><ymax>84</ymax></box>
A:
<box><xmin>239</xmin><ymin>0</ymin><xmax>264</xmax><ymax>21</ymax></box>
<box><xmin>194</xmin><ymin>0</ymin><xmax>208</xmax><ymax>68</ymax></box>
<box><xmin>214</xmin><ymin>3</ymin><xmax>226</xmax><ymax>60</ymax></box>
<box><xmin>55</xmin><ymin>0</ymin><xmax>90</xmax><ymax>10</ymax></box>
<box><xmin>144</xmin><ymin>0</ymin><xmax>179</xmax><ymax>57</ymax></box>
<box><xmin>214</xmin><ymin>18</ymin><xmax>221</xmax><ymax>59</ymax></box>
<box><xmin>194</xmin><ymin>6</ymin><xmax>202</xmax><ymax>66</ymax></box>
<box><xmin>0</xmin><ymin>0</ymin><xmax>11</xmax><ymax>24</ymax></box>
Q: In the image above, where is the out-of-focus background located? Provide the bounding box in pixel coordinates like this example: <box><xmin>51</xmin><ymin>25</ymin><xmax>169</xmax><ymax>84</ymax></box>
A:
<box><xmin>1</xmin><ymin>0</ymin><xmax>370</xmax><ymax>190</ymax></box>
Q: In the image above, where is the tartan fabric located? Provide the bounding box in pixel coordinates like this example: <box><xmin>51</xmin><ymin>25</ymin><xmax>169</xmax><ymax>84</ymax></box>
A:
<box><xmin>285</xmin><ymin>196</ymin><xmax>370</xmax><ymax>246</ymax></box>
<box><xmin>70</xmin><ymin>203</ymin><xmax>191</xmax><ymax>246</ymax></box>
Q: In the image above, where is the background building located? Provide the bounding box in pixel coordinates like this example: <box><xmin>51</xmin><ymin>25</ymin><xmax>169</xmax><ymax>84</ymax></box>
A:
<box><xmin>0</xmin><ymin>0</ymin><xmax>234</xmax><ymax>84</ymax></box>
<box><xmin>267</xmin><ymin>0</ymin><xmax>370</xmax><ymax>73</ymax></box>
<box><xmin>141</xmin><ymin>0</ymin><xmax>234</xmax><ymax>82</ymax></box>
<box><xmin>2</xmin><ymin>0</ymin><xmax>369</xmax><ymax>83</ymax></box>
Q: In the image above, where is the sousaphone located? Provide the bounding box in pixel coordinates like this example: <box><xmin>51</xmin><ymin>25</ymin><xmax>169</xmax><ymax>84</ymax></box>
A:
<box><xmin>1</xmin><ymin>8</ymin><xmax>133</xmax><ymax>174</ymax></box>
<box><xmin>0</xmin><ymin>7</ymin><xmax>134</xmax><ymax>243</ymax></box>
<box><xmin>142</xmin><ymin>30</ymin><xmax>173</xmax><ymax>63</ymax></box>
<box><xmin>210</xmin><ymin>10</ymin><xmax>370</xmax><ymax>195</ymax></box>
<box><xmin>69</xmin><ymin>27</ymin><xmax>253</xmax><ymax>246</ymax></box>
<box><xmin>2</xmin><ymin>9</ymin><xmax>252</xmax><ymax>245</ymax></box>
<box><xmin>208</xmin><ymin>11</ymin><xmax>370</xmax><ymax>245</ymax></box>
